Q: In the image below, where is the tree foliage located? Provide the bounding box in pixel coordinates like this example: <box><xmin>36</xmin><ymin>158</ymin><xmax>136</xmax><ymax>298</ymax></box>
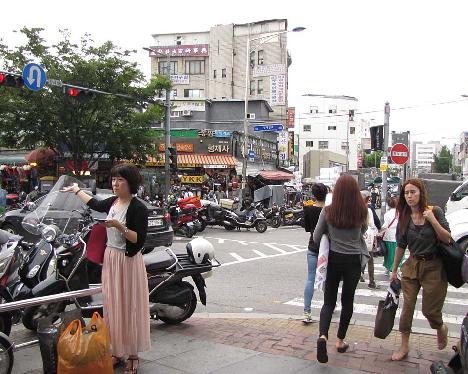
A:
<box><xmin>363</xmin><ymin>151</ymin><xmax>382</xmax><ymax>168</ymax></box>
<box><xmin>0</xmin><ymin>27</ymin><xmax>171</xmax><ymax>174</ymax></box>
<box><xmin>433</xmin><ymin>145</ymin><xmax>452</xmax><ymax>173</ymax></box>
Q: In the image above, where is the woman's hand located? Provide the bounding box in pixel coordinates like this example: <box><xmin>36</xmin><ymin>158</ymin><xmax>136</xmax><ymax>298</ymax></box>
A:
<box><xmin>422</xmin><ymin>208</ymin><xmax>436</xmax><ymax>224</ymax></box>
<box><xmin>61</xmin><ymin>183</ymin><xmax>79</xmax><ymax>194</ymax></box>
<box><xmin>389</xmin><ymin>271</ymin><xmax>398</xmax><ymax>283</ymax></box>
<box><xmin>103</xmin><ymin>219</ymin><xmax>121</xmax><ymax>229</ymax></box>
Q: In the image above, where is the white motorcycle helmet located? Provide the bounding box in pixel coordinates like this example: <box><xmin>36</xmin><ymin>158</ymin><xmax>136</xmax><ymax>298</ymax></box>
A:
<box><xmin>186</xmin><ymin>238</ymin><xmax>215</xmax><ymax>264</ymax></box>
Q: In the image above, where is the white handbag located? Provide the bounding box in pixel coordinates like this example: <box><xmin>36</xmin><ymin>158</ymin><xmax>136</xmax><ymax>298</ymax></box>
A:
<box><xmin>314</xmin><ymin>234</ymin><xmax>330</xmax><ymax>292</ymax></box>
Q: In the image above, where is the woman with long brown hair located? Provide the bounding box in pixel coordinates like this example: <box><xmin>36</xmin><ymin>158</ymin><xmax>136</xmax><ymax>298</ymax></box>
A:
<box><xmin>390</xmin><ymin>178</ymin><xmax>451</xmax><ymax>361</ymax></box>
<box><xmin>313</xmin><ymin>174</ymin><xmax>369</xmax><ymax>364</ymax></box>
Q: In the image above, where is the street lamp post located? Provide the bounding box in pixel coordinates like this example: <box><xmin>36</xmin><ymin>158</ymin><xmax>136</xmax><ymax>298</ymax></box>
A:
<box><xmin>240</xmin><ymin>27</ymin><xmax>305</xmax><ymax>197</ymax></box>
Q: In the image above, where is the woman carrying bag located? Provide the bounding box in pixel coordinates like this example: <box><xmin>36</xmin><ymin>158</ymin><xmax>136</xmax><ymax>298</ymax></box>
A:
<box><xmin>380</xmin><ymin>195</ymin><xmax>399</xmax><ymax>276</ymax></box>
<box><xmin>390</xmin><ymin>178</ymin><xmax>450</xmax><ymax>361</ymax></box>
<box><xmin>63</xmin><ymin>164</ymin><xmax>150</xmax><ymax>373</ymax></box>
<box><xmin>313</xmin><ymin>175</ymin><xmax>368</xmax><ymax>364</ymax></box>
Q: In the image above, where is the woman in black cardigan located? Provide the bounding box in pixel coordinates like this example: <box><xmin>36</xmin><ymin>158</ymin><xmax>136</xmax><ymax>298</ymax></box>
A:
<box><xmin>63</xmin><ymin>164</ymin><xmax>149</xmax><ymax>374</ymax></box>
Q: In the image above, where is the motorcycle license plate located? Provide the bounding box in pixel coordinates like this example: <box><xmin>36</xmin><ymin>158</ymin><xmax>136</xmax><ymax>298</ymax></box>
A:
<box><xmin>148</xmin><ymin>219</ymin><xmax>163</xmax><ymax>227</ymax></box>
<box><xmin>285</xmin><ymin>213</ymin><xmax>293</xmax><ymax>218</ymax></box>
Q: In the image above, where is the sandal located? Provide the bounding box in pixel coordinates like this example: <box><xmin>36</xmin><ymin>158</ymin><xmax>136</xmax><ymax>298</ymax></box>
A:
<box><xmin>317</xmin><ymin>337</ymin><xmax>328</xmax><ymax>363</ymax></box>
<box><xmin>112</xmin><ymin>356</ymin><xmax>123</xmax><ymax>367</ymax></box>
<box><xmin>124</xmin><ymin>357</ymin><xmax>139</xmax><ymax>374</ymax></box>
<box><xmin>337</xmin><ymin>342</ymin><xmax>349</xmax><ymax>353</ymax></box>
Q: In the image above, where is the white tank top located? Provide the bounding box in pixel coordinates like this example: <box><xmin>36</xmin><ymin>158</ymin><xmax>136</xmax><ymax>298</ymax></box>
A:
<box><xmin>106</xmin><ymin>202</ymin><xmax>130</xmax><ymax>250</ymax></box>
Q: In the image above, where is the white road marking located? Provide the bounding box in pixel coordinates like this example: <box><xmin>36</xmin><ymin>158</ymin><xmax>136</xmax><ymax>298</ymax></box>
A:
<box><xmin>263</xmin><ymin>243</ymin><xmax>289</xmax><ymax>254</ymax></box>
<box><xmin>221</xmin><ymin>248</ymin><xmax>307</xmax><ymax>267</ymax></box>
<box><xmin>229</xmin><ymin>253</ymin><xmax>247</xmax><ymax>262</ymax></box>
<box><xmin>252</xmin><ymin>250</ymin><xmax>268</xmax><ymax>258</ymax></box>
<box><xmin>373</xmin><ymin>280</ymin><xmax>468</xmax><ymax>294</ymax></box>
<box><xmin>283</xmin><ymin>298</ymin><xmax>464</xmax><ymax>325</ymax></box>
<box><xmin>284</xmin><ymin>244</ymin><xmax>306</xmax><ymax>252</ymax></box>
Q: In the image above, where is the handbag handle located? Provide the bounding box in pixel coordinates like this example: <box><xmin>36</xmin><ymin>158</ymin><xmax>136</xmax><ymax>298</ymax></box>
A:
<box><xmin>380</xmin><ymin>214</ymin><xmax>397</xmax><ymax>238</ymax></box>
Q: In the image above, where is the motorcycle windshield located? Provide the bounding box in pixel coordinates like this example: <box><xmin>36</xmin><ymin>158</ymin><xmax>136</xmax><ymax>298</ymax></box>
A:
<box><xmin>22</xmin><ymin>175</ymin><xmax>87</xmax><ymax>236</ymax></box>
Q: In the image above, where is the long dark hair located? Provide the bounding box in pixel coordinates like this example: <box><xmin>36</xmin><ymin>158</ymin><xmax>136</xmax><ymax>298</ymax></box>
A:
<box><xmin>325</xmin><ymin>174</ymin><xmax>367</xmax><ymax>229</ymax></box>
<box><xmin>397</xmin><ymin>178</ymin><xmax>428</xmax><ymax>236</ymax></box>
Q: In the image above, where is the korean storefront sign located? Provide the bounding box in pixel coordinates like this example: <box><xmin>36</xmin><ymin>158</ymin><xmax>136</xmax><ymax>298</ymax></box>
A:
<box><xmin>148</xmin><ymin>44</ymin><xmax>209</xmax><ymax>57</ymax></box>
<box><xmin>278</xmin><ymin>131</ymin><xmax>288</xmax><ymax>161</ymax></box>
<box><xmin>170</xmin><ymin>74</ymin><xmax>190</xmax><ymax>85</ymax></box>
<box><xmin>198</xmin><ymin>129</ymin><xmax>232</xmax><ymax>138</ymax></box>
<box><xmin>207</xmin><ymin>144</ymin><xmax>230</xmax><ymax>153</ymax></box>
<box><xmin>158</xmin><ymin>143</ymin><xmax>194</xmax><ymax>153</ymax></box>
<box><xmin>287</xmin><ymin>107</ymin><xmax>295</xmax><ymax>128</ymax></box>
<box><xmin>172</xmin><ymin>101</ymin><xmax>206</xmax><ymax>112</ymax></box>
<box><xmin>181</xmin><ymin>175</ymin><xmax>205</xmax><ymax>184</ymax></box>
<box><xmin>270</xmin><ymin>75</ymin><xmax>286</xmax><ymax>106</ymax></box>
<box><xmin>253</xmin><ymin>64</ymin><xmax>286</xmax><ymax>77</ymax></box>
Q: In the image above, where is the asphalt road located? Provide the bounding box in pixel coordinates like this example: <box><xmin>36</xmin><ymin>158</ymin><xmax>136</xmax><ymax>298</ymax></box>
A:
<box><xmin>172</xmin><ymin>225</ymin><xmax>467</xmax><ymax>336</ymax></box>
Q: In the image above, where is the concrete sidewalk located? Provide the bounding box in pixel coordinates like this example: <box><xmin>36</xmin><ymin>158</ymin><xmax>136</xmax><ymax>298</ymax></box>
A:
<box><xmin>12</xmin><ymin>313</ymin><xmax>457</xmax><ymax>373</ymax></box>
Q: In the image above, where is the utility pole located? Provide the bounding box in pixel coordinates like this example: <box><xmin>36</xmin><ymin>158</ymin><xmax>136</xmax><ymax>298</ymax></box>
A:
<box><xmin>164</xmin><ymin>53</ymin><xmax>171</xmax><ymax>200</ymax></box>
<box><xmin>381</xmin><ymin>102</ymin><xmax>390</xmax><ymax>220</ymax></box>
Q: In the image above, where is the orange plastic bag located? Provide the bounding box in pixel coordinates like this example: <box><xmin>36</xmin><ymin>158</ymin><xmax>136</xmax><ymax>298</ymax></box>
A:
<box><xmin>57</xmin><ymin>312</ymin><xmax>113</xmax><ymax>374</ymax></box>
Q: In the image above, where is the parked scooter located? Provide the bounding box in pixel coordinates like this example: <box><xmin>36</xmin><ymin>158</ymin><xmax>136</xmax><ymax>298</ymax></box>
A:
<box><xmin>223</xmin><ymin>203</ymin><xmax>268</xmax><ymax>233</ymax></box>
<box><xmin>19</xmin><ymin>176</ymin><xmax>220</xmax><ymax>331</ymax></box>
<box><xmin>271</xmin><ymin>205</ymin><xmax>304</xmax><ymax>228</ymax></box>
<box><xmin>198</xmin><ymin>200</ymin><xmax>229</xmax><ymax>230</ymax></box>
<box><xmin>255</xmin><ymin>203</ymin><xmax>280</xmax><ymax>227</ymax></box>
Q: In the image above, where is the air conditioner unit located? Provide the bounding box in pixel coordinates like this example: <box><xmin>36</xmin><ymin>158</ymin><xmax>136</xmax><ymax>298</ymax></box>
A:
<box><xmin>247</xmin><ymin>113</ymin><xmax>256</xmax><ymax>119</ymax></box>
<box><xmin>182</xmin><ymin>110</ymin><xmax>192</xmax><ymax>116</ymax></box>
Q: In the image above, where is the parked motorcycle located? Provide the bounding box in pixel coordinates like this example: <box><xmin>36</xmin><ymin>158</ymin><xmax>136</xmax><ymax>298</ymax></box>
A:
<box><xmin>19</xmin><ymin>175</ymin><xmax>220</xmax><ymax>331</ymax></box>
<box><xmin>223</xmin><ymin>205</ymin><xmax>268</xmax><ymax>233</ymax></box>
<box><xmin>198</xmin><ymin>200</ymin><xmax>229</xmax><ymax>230</ymax></box>
<box><xmin>0</xmin><ymin>229</ymin><xmax>53</xmax><ymax>335</ymax></box>
<box><xmin>255</xmin><ymin>203</ymin><xmax>280</xmax><ymax>227</ymax></box>
<box><xmin>271</xmin><ymin>205</ymin><xmax>304</xmax><ymax>228</ymax></box>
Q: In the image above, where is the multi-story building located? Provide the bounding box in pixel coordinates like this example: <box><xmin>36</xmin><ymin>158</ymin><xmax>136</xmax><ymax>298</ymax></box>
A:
<box><xmin>295</xmin><ymin>94</ymin><xmax>359</xmax><ymax>177</ymax></box>
<box><xmin>148</xmin><ymin>19</ymin><xmax>289</xmax><ymax>125</ymax></box>
<box><xmin>457</xmin><ymin>131</ymin><xmax>468</xmax><ymax>178</ymax></box>
<box><xmin>411</xmin><ymin>141</ymin><xmax>442</xmax><ymax>175</ymax></box>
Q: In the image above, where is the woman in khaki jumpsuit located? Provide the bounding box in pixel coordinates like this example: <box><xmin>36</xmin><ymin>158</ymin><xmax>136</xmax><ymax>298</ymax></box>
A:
<box><xmin>390</xmin><ymin>178</ymin><xmax>451</xmax><ymax>361</ymax></box>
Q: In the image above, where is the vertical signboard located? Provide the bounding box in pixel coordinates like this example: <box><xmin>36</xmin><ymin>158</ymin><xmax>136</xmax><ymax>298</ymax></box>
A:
<box><xmin>287</xmin><ymin>107</ymin><xmax>295</xmax><ymax>128</ymax></box>
<box><xmin>270</xmin><ymin>75</ymin><xmax>286</xmax><ymax>106</ymax></box>
<box><xmin>278</xmin><ymin>131</ymin><xmax>288</xmax><ymax>161</ymax></box>
<box><xmin>288</xmin><ymin>131</ymin><xmax>294</xmax><ymax>160</ymax></box>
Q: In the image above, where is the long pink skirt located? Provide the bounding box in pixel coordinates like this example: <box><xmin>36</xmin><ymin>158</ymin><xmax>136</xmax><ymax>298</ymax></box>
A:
<box><xmin>102</xmin><ymin>246</ymin><xmax>151</xmax><ymax>357</ymax></box>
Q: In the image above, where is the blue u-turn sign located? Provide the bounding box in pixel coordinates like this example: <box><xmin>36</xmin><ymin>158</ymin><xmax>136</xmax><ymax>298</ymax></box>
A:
<box><xmin>22</xmin><ymin>63</ymin><xmax>47</xmax><ymax>91</ymax></box>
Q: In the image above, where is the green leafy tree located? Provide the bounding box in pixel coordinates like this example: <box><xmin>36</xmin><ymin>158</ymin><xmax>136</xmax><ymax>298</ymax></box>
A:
<box><xmin>433</xmin><ymin>145</ymin><xmax>452</xmax><ymax>173</ymax></box>
<box><xmin>0</xmin><ymin>28</ymin><xmax>171</xmax><ymax>174</ymax></box>
<box><xmin>363</xmin><ymin>151</ymin><xmax>382</xmax><ymax>168</ymax></box>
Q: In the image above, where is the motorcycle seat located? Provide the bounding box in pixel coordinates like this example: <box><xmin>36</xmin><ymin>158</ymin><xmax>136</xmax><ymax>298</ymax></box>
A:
<box><xmin>144</xmin><ymin>251</ymin><xmax>176</xmax><ymax>272</ymax></box>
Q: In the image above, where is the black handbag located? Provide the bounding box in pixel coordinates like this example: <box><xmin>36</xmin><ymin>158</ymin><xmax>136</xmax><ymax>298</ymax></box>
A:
<box><xmin>438</xmin><ymin>240</ymin><xmax>465</xmax><ymax>288</ymax></box>
<box><xmin>374</xmin><ymin>291</ymin><xmax>399</xmax><ymax>339</ymax></box>
<box><xmin>376</xmin><ymin>237</ymin><xmax>388</xmax><ymax>256</ymax></box>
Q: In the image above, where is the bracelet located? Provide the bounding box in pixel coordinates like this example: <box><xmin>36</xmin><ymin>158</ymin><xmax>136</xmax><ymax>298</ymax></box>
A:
<box><xmin>123</xmin><ymin>227</ymin><xmax>129</xmax><ymax>235</ymax></box>
<box><xmin>75</xmin><ymin>189</ymin><xmax>82</xmax><ymax>195</ymax></box>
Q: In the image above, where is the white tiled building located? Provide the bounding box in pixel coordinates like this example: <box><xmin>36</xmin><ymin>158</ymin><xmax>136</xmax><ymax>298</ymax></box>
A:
<box><xmin>411</xmin><ymin>141</ymin><xmax>442</xmax><ymax>175</ymax></box>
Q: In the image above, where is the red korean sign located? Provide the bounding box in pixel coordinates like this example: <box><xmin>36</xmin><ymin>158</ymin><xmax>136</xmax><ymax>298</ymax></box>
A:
<box><xmin>287</xmin><ymin>107</ymin><xmax>295</xmax><ymax>128</ymax></box>
<box><xmin>148</xmin><ymin>44</ymin><xmax>209</xmax><ymax>57</ymax></box>
<box><xmin>390</xmin><ymin>143</ymin><xmax>409</xmax><ymax>164</ymax></box>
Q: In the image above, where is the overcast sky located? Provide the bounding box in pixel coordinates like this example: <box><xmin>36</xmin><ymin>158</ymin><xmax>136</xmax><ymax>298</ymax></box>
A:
<box><xmin>1</xmin><ymin>0</ymin><xmax>468</xmax><ymax>145</ymax></box>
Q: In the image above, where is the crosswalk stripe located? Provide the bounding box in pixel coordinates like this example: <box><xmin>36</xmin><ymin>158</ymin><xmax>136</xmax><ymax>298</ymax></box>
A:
<box><xmin>283</xmin><ymin>298</ymin><xmax>464</xmax><ymax>325</ymax></box>
<box><xmin>373</xmin><ymin>280</ymin><xmax>468</xmax><ymax>294</ymax></box>
<box><xmin>229</xmin><ymin>253</ymin><xmax>246</xmax><ymax>262</ymax></box>
<box><xmin>263</xmin><ymin>243</ymin><xmax>289</xmax><ymax>254</ymax></box>
<box><xmin>252</xmin><ymin>250</ymin><xmax>268</xmax><ymax>258</ymax></box>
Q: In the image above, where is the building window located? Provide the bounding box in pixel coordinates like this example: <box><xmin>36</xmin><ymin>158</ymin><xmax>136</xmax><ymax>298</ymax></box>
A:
<box><xmin>341</xmin><ymin>141</ymin><xmax>348</xmax><ymax>150</ymax></box>
<box><xmin>183</xmin><ymin>89</ymin><xmax>204</xmax><ymax>98</ymax></box>
<box><xmin>257</xmin><ymin>79</ymin><xmax>264</xmax><ymax>94</ymax></box>
<box><xmin>170</xmin><ymin>111</ymin><xmax>181</xmax><ymax>117</ymax></box>
<box><xmin>328</xmin><ymin>105</ymin><xmax>337</xmax><ymax>114</ymax></box>
<box><xmin>222</xmin><ymin>68</ymin><xmax>227</xmax><ymax>78</ymax></box>
<box><xmin>176</xmin><ymin>36</ymin><xmax>182</xmax><ymax>45</ymax></box>
<box><xmin>350</xmin><ymin>126</ymin><xmax>355</xmax><ymax>134</ymax></box>
<box><xmin>303</xmin><ymin>125</ymin><xmax>311</xmax><ymax>132</ymax></box>
<box><xmin>213</xmin><ymin>70</ymin><xmax>217</xmax><ymax>79</ymax></box>
<box><xmin>185</xmin><ymin>60</ymin><xmax>205</xmax><ymax>75</ymax></box>
<box><xmin>306</xmin><ymin>141</ymin><xmax>314</xmax><ymax>147</ymax></box>
<box><xmin>319</xmin><ymin>141</ymin><xmax>328</xmax><ymax>149</ymax></box>
<box><xmin>250</xmin><ymin>51</ymin><xmax>255</xmax><ymax>67</ymax></box>
<box><xmin>258</xmin><ymin>50</ymin><xmax>264</xmax><ymax>65</ymax></box>
<box><xmin>310</xmin><ymin>106</ymin><xmax>318</xmax><ymax>114</ymax></box>
<box><xmin>158</xmin><ymin>61</ymin><xmax>177</xmax><ymax>75</ymax></box>
<box><xmin>328</xmin><ymin>126</ymin><xmax>337</xmax><ymax>130</ymax></box>
<box><xmin>170</xmin><ymin>89</ymin><xmax>177</xmax><ymax>99</ymax></box>
<box><xmin>250</xmin><ymin>80</ymin><xmax>256</xmax><ymax>95</ymax></box>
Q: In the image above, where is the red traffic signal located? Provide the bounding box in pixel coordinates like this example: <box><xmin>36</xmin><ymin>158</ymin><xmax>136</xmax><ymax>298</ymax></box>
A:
<box><xmin>0</xmin><ymin>73</ymin><xmax>24</xmax><ymax>88</ymax></box>
<box><xmin>65</xmin><ymin>87</ymin><xmax>94</xmax><ymax>100</ymax></box>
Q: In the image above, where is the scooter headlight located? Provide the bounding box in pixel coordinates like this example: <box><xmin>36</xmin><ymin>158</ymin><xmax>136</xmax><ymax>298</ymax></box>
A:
<box><xmin>41</xmin><ymin>225</ymin><xmax>59</xmax><ymax>243</ymax></box>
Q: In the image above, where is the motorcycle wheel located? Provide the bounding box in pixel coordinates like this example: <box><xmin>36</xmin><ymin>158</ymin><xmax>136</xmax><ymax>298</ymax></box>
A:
<box><xmin>22</xmin><ymin>302</ymin><xmax>65</xmax><ymax>331</ymax></box>
<box><xmin>198</xmin><ymin>220</ymin><xmax>206</xmax><ymax>232</ymax></box>
<box><xmin>255</xmin><ymin>221</ymin><xmax>268</xmax><ymax>233</ymax></box>
<box><xmin>0</xmin><ymin>332</ymin><xmax>14</xmax><ymax>374</ymax></box>
<box><xmin>271</xmin><ymin>217</ymin><xmax>281</xmax><ymax>228</ymax></box>
<box><xmin>185</xmin><ymin>226</ymin><xmax>194</xmax><ymax>238</ymax></box>
<box><xmin>156</xmin><ymin>282</ymin><xmax>197</xmax><ymax>325</ymax></box>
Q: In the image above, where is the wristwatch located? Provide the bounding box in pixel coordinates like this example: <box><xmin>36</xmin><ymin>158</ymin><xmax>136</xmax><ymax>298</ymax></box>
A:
<box><xmin>123</xmin><ymin>227</ymin><xmax>129</xmax><ymax>235</ymax></box>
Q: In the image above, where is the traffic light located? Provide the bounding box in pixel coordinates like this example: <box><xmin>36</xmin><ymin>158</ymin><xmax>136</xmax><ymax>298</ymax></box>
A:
<box><xmin>168</xmin><ymin>147</ymin><xmax>177</xmax><ymax>171</ymax></box>
<box><xmin>0</xmin><ymin>72</ymin><xmax>24</xmax><ymax>88</ymax></box>
<box><xmin>64</xmin><ymin>86</ymin><xmax>94</xmax><ymax>101</ymax></box>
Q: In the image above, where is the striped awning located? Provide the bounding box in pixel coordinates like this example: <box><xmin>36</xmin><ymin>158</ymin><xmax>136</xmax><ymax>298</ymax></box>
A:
<box><xmin>145</xmin><ymin>154</ymin><xmax>237</xmax><ymax>168</ymax></box>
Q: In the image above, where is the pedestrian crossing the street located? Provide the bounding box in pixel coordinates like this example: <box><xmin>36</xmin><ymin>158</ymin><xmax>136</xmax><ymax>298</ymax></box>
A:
<box><xmin>283</xmin><ymin>263</ymin><xmax>467</xmax><ymax>334</ymax></box>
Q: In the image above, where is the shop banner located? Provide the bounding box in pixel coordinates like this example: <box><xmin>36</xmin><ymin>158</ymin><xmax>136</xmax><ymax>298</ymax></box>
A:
<box><xmin>270</xmin><ymin>75</ymin><xmax>286</xmax><ymax>106</ymax></box>
<box><xmin>287</xmin><ymin>107</ymin><xmax>295</xmax><ymax>128</ymax></box>
<box><xmin>278</xmin><ymin>131</ymin><xmax>288</xmax><ymax>161</ymax></box>
<box><xmin>181</xmin><ymin>175</ymin><xmax>205</xmax><ymax>184</ymax></box>
<box><xmin>149</xmin><ymin>44</ymin><xmax>209</xmax><ymax>57</ymax></box>
<box><xmin>253</xmin><ymin>64</ymin><xmax>286</xmax><ymax>77</ymax></box>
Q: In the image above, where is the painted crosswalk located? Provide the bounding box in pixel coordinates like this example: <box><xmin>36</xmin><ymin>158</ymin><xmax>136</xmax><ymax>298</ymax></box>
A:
<box><xmin>283</xmin><ymin>263</ymin><xmax>467</xmax><ymax>333</ymax></box>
